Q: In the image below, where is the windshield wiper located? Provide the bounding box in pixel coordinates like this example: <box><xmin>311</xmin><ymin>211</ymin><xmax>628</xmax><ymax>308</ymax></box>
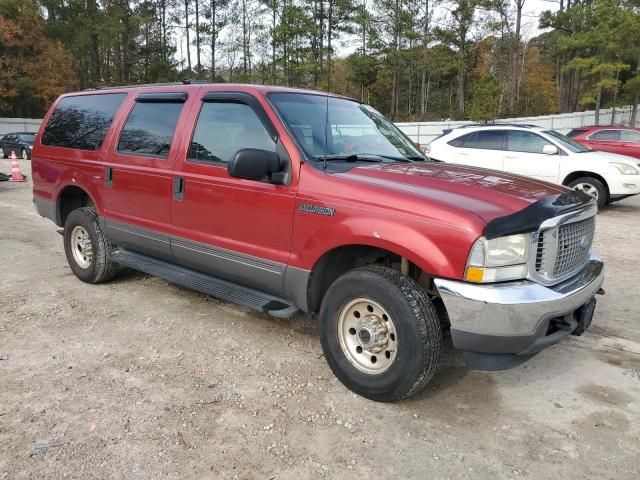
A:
<box><xmin>322</xmin><ymin>154</ymin><xmax>383</xmax><ymax>163</ymax></box>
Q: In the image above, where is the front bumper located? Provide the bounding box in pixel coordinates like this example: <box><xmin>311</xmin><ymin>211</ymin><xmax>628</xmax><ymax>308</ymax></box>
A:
<box><xmin>434</xmin><ymin>254</ymin><xmax>604</xmax><ymax>370</ymax></box>
<box><xmin>604</xmin><ymin>173</ymin><xmax>640</xmax><ymax>196</ymax></box>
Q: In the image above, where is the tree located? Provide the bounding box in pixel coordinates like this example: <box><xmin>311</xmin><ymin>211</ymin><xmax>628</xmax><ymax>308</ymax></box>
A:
<box><xmin>468</xmin><ymin>73</ymin><xmax>502</xmax><ymax>121</ymax></box>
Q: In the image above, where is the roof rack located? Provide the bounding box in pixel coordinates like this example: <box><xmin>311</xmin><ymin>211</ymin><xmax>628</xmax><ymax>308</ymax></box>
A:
<box><xmin>83</xmin><ymin>80</ymin><xmax>212</xmax><ymax>91</ymax></box>
<box><xmin>455</xmin><ymin>122</ymin><xmax>541</xmax><ymax>129</ymax></box>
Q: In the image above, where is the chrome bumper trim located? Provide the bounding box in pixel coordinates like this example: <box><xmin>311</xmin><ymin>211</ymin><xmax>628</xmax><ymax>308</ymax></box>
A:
<box><xmin>434</xmin><ymin>253</ymin><xmax>604</xmax><ymax>337</ymax></box>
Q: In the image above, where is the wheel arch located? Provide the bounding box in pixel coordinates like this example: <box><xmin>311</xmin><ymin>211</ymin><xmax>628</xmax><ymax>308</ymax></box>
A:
<box><xmin>305</xmin><ymin>241</ymin><xmax>444</xmax><ymax>313</ymax></box>
<box><xmin>56</xmin><ymin>185</ymin><xmax>98</xmax><ymax>227</ymax></box>
<box><xmin>562</xmin><ymin>171</ymin><xmax>610</xmax><ymax>198</ymax></box>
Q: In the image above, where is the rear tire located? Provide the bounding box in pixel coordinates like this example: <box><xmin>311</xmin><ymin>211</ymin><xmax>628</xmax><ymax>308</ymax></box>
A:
<box><xmin>319</xmin><ymin>265</ymin><xmax>441</xmax><ymax>402</ymax></box>
<box><xmin>567</xmin><ymin>176</ymin><xmax>607</xmax><ymax>209</ymax></box>
<box><xmin>63</xmin><ymin>207</ymin><xmax>120</xmax><ymax>284</ymax></box>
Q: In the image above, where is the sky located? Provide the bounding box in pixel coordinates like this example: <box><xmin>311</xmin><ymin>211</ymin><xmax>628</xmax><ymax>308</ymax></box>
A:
<box><xmin>176</xmin><ymin>0</ymin><xmax>562</xmax><ymax>70</ymax></box>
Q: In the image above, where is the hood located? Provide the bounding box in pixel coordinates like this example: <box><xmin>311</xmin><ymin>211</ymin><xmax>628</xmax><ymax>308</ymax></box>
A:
<box><xmin>583</xmin><ymin>150</ymin><xmax>640</xmax><ymax>166</ymax></box>
<box><xmin>336</xmin><ymin>162</ymin><xmax>567</xmax><ymax>223</ymax></box>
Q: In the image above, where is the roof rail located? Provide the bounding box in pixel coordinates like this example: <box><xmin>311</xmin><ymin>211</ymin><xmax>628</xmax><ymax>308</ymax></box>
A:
<box><xmin>83</xmin><ymin>80</ymin><xmax>212</xmax><ymax>91</ymax></box>
<box><xmin>455</xmin><ymin>122</ymin><xmax>541</xmax><ymax>129</ymax></box>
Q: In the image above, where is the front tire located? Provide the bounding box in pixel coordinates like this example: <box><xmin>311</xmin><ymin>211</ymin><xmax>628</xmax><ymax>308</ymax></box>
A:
<box><xmin>21</xmin><ymin>148</ymin><xmax>28</xmax><ymax>160</ymax></box>
<box><xmin>63</xmin><ymin>207</ymin><xmax>120</xmax><ymax>284</ymax></box>
<box><xmin>568</xmin><ymin>176</ymin><xmax>607</xmax><ymax>209</ymax></box>
<box><xmin>319</xmin><ymin>266</ymin><xmax>441</xmax><ymax>402</ymax></box>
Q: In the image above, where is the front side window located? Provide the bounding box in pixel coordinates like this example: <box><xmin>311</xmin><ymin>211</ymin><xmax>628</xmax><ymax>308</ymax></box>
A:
<box><xmin>117</xmin><ymin>102</ymin><xmax>183</xmax><ymax>158</ymax></box>
<box><xmin>269</xmin><ymin>93</ymin><xmax>424</xmax><ymax>163</ymax></box>
<box><xmin>42</xmin><ymin>93</ymin><xmax>127</xmax><ymax>150</ymax></box>
<box><xmin>588</xmin><ymin>129</ymin><xmax>620</xmax><ymax>141</ymax></box>
<box><xmin>506</xmin><ymin>131</ymin><xmax>552</xmax><ymax>154</ymax></box>
<box><xmin>189</xmin><ymin>102</ymin><xmax>275</xmax><ymax>163</ymax></box>
<box><xmin>474</xmin><ymin>130</ymin><xmax>505</xmax><ymax>150</ymax></box>
<box><xmin>620</xmin><ymin>130</ymin><xmax>640</xmax><ymax>143</ymax></box>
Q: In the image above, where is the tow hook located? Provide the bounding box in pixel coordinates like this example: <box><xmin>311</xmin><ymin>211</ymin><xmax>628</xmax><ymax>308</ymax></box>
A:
<box><xmin>596</xmin><ymin>288</ymin><xmax>605</xmax><ymax>296</ymax></box>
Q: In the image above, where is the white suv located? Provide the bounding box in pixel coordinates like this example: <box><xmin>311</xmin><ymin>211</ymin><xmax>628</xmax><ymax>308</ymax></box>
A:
<box><xmin>427</xmin><ymin>124</ymin><xmax>640</xmax><ymax>208</ymax></box>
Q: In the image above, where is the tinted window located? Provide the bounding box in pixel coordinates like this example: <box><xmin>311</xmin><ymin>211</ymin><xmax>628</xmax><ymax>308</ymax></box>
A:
<box><xmin>42</xmin><ymin>93</ymin><xmax>127</xmax><ymax>150</ymax></box>
<box><xmin>589</xmin><ymin>129</ymin><xmax>619</xmax><ymax>141</ymax></box>
<box><xmin>620</xmin><ymin>130</ymin><xmax>640</xmax><ymax>143</ymax></box>
<box><xmin>448</xmin><ymin>132</ymin><xmax>476</xmax><ymax>148</ymax></box>
<box><xmin>506</xmin><ymin>131</ymin><xmax>552</xmax><ymax>154</ymax></box>
<box><xmin>474</xmin><ymin>130</ymin><xmax>505</xmax><ymax>150</ymax></box>
<box><xmin>117</xmin><ymin>102</ymin><xmax>183</xmax><ymax>158</ymax></box>
<box><xmin>189</xmin><ymin>102</ymin><xmax>275</xmax><ymax>163</ymax></box>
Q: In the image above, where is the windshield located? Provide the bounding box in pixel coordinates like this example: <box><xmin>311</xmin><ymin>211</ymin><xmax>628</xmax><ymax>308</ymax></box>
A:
<box><xmin>19</xmin><ymin>134</ymin><xmax>35</xmax><ymax>143</ymax></box>
<box><xmin>269</xmin><ymin>93</ymin><xmax>425</xmax><ymax>163</ymax></box>
<box><xmin>544</xmin><ymin>130</ymin><xmax>591</xmax><ymax>153</ymax></box>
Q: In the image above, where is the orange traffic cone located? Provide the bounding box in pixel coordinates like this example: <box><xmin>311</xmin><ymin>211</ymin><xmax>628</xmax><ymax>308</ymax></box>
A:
<box><xmin>9</xmin><ymin>151</ymin><xmax>26</xmax><ymax>182</ymax></box>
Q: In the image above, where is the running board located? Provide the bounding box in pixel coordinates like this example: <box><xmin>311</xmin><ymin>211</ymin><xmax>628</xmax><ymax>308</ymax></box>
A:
<box><xmin>110</xmin><ymin>249</ymin><xmax>299</xmax><ymax>318</ymax></box>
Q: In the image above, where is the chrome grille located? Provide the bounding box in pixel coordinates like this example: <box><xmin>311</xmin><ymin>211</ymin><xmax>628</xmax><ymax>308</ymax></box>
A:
<box><xmin>554</xmin><ymin>217</ymin><xmax>595</xmax><ymax>277</ymax></box>
<box><xmin>532</xmin><ymin>207</ymin><xmax>596</xmax><ymax>285</ymax></box>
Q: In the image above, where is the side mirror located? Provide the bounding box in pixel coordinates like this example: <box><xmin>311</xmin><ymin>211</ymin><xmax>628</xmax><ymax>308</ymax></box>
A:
<box><xmin>543</xmin><ymin>144</ymin><xmax>558</xmax><ymax>155</ymax></box>
<box><xmin>227</xmin><ymin>148</ymin><xmax>283</xmax><ymax>183</ymax></box>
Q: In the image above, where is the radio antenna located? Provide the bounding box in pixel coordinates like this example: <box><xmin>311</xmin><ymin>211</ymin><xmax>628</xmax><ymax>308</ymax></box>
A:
<box><xmin>323</xmin><ymin>90</ymin><xmax>329</xmax><ymax>170</ymax></box>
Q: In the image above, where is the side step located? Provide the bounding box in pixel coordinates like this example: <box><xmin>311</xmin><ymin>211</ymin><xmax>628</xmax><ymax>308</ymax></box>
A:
<box><xmin>110</xmin><ymin>249</ymin><xmax>299</xmax><ymax>318</ymax></box>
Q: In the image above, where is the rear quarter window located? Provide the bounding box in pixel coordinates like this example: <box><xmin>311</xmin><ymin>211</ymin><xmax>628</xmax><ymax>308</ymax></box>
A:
<box><xmin>41</xmin><ymin>93</ymin><xmax>127</xmax><ymax>150</ymax></box>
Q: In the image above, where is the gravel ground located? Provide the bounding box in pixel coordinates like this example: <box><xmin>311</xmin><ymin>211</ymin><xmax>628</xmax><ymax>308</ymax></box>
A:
<box><xmin>1</xmin><ymin>160</ymin><xmax>639</xmax><ymax>480</ymax></box>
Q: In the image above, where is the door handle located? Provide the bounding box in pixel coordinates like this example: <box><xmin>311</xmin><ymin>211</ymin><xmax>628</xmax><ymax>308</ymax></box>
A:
<box><xmin>104</xmin><ymin>166</ymin><xmax>113</xmax><ymax>188</ymax></box>
<box><xmin>173</xmin><ymin>177</ymin><xmax>184</xmax><ymax>200</ymax></box>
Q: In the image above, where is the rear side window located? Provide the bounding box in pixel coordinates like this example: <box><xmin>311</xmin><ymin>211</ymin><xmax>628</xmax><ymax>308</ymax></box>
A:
<box><xmin>448</xmin><ymin>132</ymin><xmax>476</xmax><ymax>148</ymax></box>
<box><xmin>474</xmin><ymin>130</ymin><xmax>505</xmax><ymax>150</ymax></box>
<box><xmin>588</xmin><ymin>129</ymin><xmax>619</xmax><ymax>141</ymax></box>
<box><xmin>620</xmin><ymin>130</ymin><xmax>640</xmax><ymax>142</ymax></box>
<box><xmin>117</xmin><ymin>102</ymin><xmax>184</xmax><ymax>158</ymax></box>
<box><xmin>188</xmin><ymin>102</ymin><xmax>276</xmax><ymax>164</ymax></box>
<box><xmin>42</xmin><ymin>93</ymin><xmax>127</xmax><ymax>150</ymax></box>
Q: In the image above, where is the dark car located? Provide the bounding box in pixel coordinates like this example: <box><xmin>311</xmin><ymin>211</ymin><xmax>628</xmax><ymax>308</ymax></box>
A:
<box><xmin>568</xmin><ymin>125</ymin><xmax>640</xmax><ymax>159</ymax></box>
<box><xmin>0</xmin><ymin>132</ymin><xmax>36</xmax><ymax>159</ymax></box>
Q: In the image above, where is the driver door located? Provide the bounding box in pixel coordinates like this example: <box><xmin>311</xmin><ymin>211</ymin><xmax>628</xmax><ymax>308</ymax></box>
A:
<box><xmin>170</xmin><ymin>91</ymin><xmax>298</xmax><ymax>295</ymax></box>
<box><xmin>502</xmin><ymin>130</ymin><xmax>561</xmax><ymax>183</ymax></box>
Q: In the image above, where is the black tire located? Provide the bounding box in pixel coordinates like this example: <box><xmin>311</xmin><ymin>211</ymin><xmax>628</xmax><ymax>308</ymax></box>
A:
<box><xmin>319</xmin><ymin>265</ymin><xmax>441</xmax><ymax>402</ymax></box>
<box><xmin>63</xmin><ymin>207</ymin><xmax>120</xmax><ymax>284</ymax></box>
<box><xmin>21</xmin><ymin>148</ymin><xmax>29</xmax><ymax>160</ymax></box>
<box><xmin>567</xmin><ymin>176</ymin><xmax>607</xmax><ymax>209</ymax></box>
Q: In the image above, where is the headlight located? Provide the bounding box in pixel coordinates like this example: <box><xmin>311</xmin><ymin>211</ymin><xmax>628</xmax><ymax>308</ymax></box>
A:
<box><xmin>465</xmin><ymin>233</ymin><xmax>531</xmax><ymax>283</ymax></box>
<box><xmin>610</xmin><ymin>162</ymin><xmax>639</xmax><ymax>175</ymax></box>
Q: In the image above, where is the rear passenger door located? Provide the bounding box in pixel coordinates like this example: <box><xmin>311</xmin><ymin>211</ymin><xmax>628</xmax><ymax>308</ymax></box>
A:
<box><xmin>101</xmin><ymin>92</ymin><xmax>188</xmax><ymax>261</ymax></box>
<box><xmin>619</xmin><ymin>130</ymin><xmax>640</xmax><ymax>159</ymax></box>
<box><xmin>447</xmin><ymin>130</ymin><xmax>505</xmax><ymax>170</ymax></box>
<box><xmin>170</xmin><ymin>92</ymin><xmax>297</xmax><ymax>295</ymax></box>
<box><xmin>502</xmin><ymin>130</ymin><xmax>561</xmax><ymax>182</ymax></box>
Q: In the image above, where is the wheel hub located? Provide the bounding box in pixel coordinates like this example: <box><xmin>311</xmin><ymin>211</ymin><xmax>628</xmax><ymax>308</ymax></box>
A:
<box><xmin>337</xmin><ymin>298</ymin><xmax>397</xmax><ymax>374</ymax></box>
<box><xmin>71</xmin><ymin>225</ymin><xmax>93</xmax><ymax>269</ymax></box>
<box><xmin>356</xmin><ymin>316</ymin><xmax>388</xmax><ymax>353</ymax></box>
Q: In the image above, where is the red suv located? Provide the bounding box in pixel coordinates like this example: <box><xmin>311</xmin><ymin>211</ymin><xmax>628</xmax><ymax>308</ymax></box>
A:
<box><xmin>568</xmin><ymin>125</ymin><xmax>640</xmax><ymax>159</ymax></box>
<box><xmin>32</xmin><ymin>83</ymin><xmax>605</xmax><ymax>401</ymax></box>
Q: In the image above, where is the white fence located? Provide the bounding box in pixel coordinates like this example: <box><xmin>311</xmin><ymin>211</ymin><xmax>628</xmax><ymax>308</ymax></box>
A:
<box><xmin>396</xmin><ymin>104</ymin><xmax>640</xmax><ymax>145</ymax></box>
<box><xmin>0</xmin><ymin>117</ymin><xmax>42</xmax><ymax>135</ymax></box>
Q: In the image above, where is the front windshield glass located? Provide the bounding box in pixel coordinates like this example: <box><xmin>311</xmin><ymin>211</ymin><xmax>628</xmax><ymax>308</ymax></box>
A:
<box><xmin>545</xmin><ymin>130</ymin><xmax>591</xmax><ymax>153</ymax></box>
<box><xmin>19</xmin><ymin>134</ymin><xmax>35</xmax><ymax>143</ymax></box>
<box><xmin>269</xmin><ymin>93</ymin><xmax>425</xmax><ymax>162</ymax></box>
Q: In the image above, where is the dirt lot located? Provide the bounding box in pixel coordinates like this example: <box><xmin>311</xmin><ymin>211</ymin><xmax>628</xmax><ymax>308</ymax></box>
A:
<box><xmin>1</xmin><ymin>160</ymin><xmax>639</xmax><ymax>480</ymax></box>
